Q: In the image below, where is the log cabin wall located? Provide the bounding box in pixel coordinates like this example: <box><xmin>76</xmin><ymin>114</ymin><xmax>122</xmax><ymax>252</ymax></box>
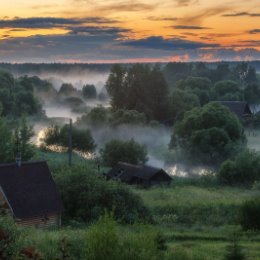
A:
<box><xmin>16</xmin><ymin>213</ymin><xmax>61</xmax><ymax>229</ymax></box>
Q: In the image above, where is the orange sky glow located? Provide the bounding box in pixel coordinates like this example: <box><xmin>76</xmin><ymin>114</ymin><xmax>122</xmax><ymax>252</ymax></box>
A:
<box><xmin>0</xmin><ymin>0</ymin><xmax>259</xmax><ymax>62</ymax></box>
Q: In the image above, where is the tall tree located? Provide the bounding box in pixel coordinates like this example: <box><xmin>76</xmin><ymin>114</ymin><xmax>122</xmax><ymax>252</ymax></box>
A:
<box><xmin>14</xmin><ymin>117</ymin><xmax>35</xmax><ymax>161</ymax></box>
<box><xmin>170</xmin><ymin>102</ymin><xmax>246</xmax><ymax>165</ymax></box>
<box><xmin>0</xmin><ymin>117</ymin><xmax>14</xmax><ymax>163</ymax></box>
<box><xmin>106</xmin><ymin>64</ymin><xmax>170</xmax><ymax>122</ymax></box>
<box><xmin>105</xmin><ymin>65</ymin><xmax>127</xmax><ymax>110</ymax></box>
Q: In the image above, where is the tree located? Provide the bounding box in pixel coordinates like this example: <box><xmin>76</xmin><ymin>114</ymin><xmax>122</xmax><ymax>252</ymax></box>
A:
<box><xmin>213</xmin><ymin>80</ymin><xmax>243</xmax><ymax>101</ymax></box>
<box><xmin>105</xmin><ymin>65</ymin><xmax>127</xmax><ymax>110</ymax></box>
<box><xmin>170</xmin><ymin>89</ymin><xmax>200</xmax><ymax>121</ymax></box>
<box><xmin>100</xmin><ymin>139</ymin><xmax>148</xmax><ymax>167</ymax></box>
<box><xmin>163</xmin><ymin>62</ymin><xmax>193</xmax><ymax>87</ymax></box>
<box><xmin>240</xmin><ymin>197</ymin><xmax>260</xmax><ymax>230</ymax></box>
<box><xmin>215</xmin><ymin>63</ymin><xmax>231</xmax><ymax>80</ymax></box>
<box><xmin>106</xmin><ymin>64</ymin><xmax>170</xmax><ymax>122</ymax></box>
<box><xmin>0</xmin><ymin>71</ymin><xmax>43</xmax><ymax>117</ymax></box>
<box><xmin>109</xmin><ymin>109</ymin><xmax>146</xmax><ymax>125</ymax></box>
<box><xmin>234</xmin><ymin>62</ymin><xmax>257</xmax><ymax>85</ymax></box>
<box><xmin>244</xmin><ymin>83</ymin><xmax>260</xmax><ymax>103</ymax></box>
<box><xmin>59</xmin><ymin>125</ymin><xmax>96</xmax><ymax>152</ymax></box>
<box><xmin>0</xmin><ymin>117</ymin><xmax>14</xmax><ymax>163</ymax></box>
<box><xmin>13</xmin><ymin>117</ymin><xmax>35</xmax><ymax>161</ymax></box>
<box><xmin>144</xmin><ymin>65</ymin><xmax>170</xmax><ymax>122</ymax></box>
<box><xmin>170</xmin><ymin>102</ymin><xmax>246</xmax><ymax>165</ymax></box>
<box><xmin>59</xmin><ymin>83</ymin><xmax>78</xmax><ymax>97</ymax></box>
<box><xmin>82</xmin><ymin>84</ymin><xmax>97</xmax><ymax>99</ymax></box>
<box><xmin>54</xmin><ymin>165</ymin><xmax>150</xmax><ymax>223</ymax></box>
<box><xmin>43</xmin><ymin>125</ymin><xmax>61</xmax><ymax>146</ymax></box>
<box><xmin>193</xmin><ymin>62</ymin><xmax>212</xmax><ymax>79</ymax></box>
<box><xmin>76</xmin><ymin>106</ymin><xmax>108</xmax><ymax>127</ymax></box>
<box><xmin>43</xmin><ymin>124</ymin><xmax>96</xmax><ymax>152</ymax></box>
<box><xmin>176</xmin><ymin>76</ymin><xmax>213</xmax><ymax>105</ymax></box>
<box><xmin>217</xmin><ymin>149</ymin><xmax>260</xmax><ymax>185</ymax></box>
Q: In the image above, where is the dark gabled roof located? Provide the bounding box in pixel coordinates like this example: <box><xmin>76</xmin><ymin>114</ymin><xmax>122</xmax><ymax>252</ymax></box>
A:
<box><xmin>216</xmin><ymin>101</ymin><xmax>252</xmax><ymax>117</ymax></box>
<box><xmin>107</xmin><ymin>162</ymin><xmax>172</xmax><ymax>182</ymax></box>
<box><xmin>0</xmin><ymin>161</ymin><xmax>64</xmax><ymax>219</ymax></box>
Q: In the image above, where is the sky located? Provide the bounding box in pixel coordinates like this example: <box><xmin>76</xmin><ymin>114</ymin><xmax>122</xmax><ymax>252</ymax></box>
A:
<box><xmin>0</xmin><ymin>0</ymin><xmax>260</xmax><ymax>63</ymax></box>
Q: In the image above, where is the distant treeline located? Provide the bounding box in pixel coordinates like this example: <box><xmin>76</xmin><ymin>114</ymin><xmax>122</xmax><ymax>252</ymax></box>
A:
<box><xmin>0</xmin><ymin>60</ymin><xmax>259</xmax><ymax>75</ymax></box>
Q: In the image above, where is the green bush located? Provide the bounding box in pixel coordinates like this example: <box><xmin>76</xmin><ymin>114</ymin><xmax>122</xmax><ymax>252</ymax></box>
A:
<box><xmin>218</xmin><ymin>149</ymin><xmax>260</xmax><ymax>185</ymax></box>
<box><xmin>54</xmin><ymin>165</ymin><xmax>151</xmax><ymax>224</ymax></box>
<box><xmin>100</xmin><ymin>139</ymin><xmax>148</xmax><ymax>167</ymax></box>
<box><xmin>0</xmin><ymin>215</ymin><xmax>21</xmax><ymax>260</ymax></box>
<box><xmin>85</xmin><ymin>215</ymin><xmax>119</xmax><ymax>260</ymax></box>
<box><xmin>109</xmin><ymin>109</ymin><xmax>146</xmax><ymax>125</ymax></box>
<box><xmin>240</xmin><ymin>197</ymin><xmax>260</xmax><ymax>230</ymax></box>
<box><xmin>224</xmin><ymin>233</ymin><xmax>246</xmax><ymax>260</ymax></box>
<box><xmin>82</xmin><ymin>84</ymin><xmax>97</xmax><ymax>99</ymax></box>
<box><xmin>86</xmin><ymin>215</ymin><xmax>162</xmax><ymax>260</ymax></box>
<box><xmin>170</xmin><ymin>102</ymin><xmax>246</xmax><ymax>165</ymax></box>
<box><xmin>76</xmin><ymin>106</ymin><xmax>108</xmax><ymax>126</ymax></box>
<box><xmin>43</xmin><ymin>124</ymin><xmax>96</xmax><ymax>152</ymax></box>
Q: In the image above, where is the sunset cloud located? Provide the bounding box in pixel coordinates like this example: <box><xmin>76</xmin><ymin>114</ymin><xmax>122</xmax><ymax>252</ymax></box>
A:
<box><xmin>249</xmin><ymin>29</ymin><xmax>260</xmax><ymax>34</ymax></box>
<box><xmin>147</xmin><ymin>16</ymin><xmax>179</xmax><ymax>21</ymax></box>
<box><xmin>174</xmin><ymin>0</ymin><xmax>199</xmax><ymax>7</ymax></box>
<box><xmin>95</xmin><ymin>1</ymin><xmax>157</xmax><ymax>13</ymax></box>
<box><xmin>0</xmin><ymin>0</ymin><xmax>259</xmax><ymax>62</ymax></box>
<box><xmin>173</xmin><ymin>25</ymin><xmax>210</xmax><ymax>30</ymax></box>
<box><xmin>120</xmin><ymin>36</ymin><xmax>219</xmax><ymax>50</ymax></box>
<box><xmin>223</xmin><ymin>12</ymin><xmax>260</xmax><ymax>17</ymax></box>
<box><xmin>179</xmin><ymin>6</ymin><xmax>231</xmax><ymax>25</ymax></box>
<box><xmin>0</xmin><ymin>17</ymin><xmax>116</xmax><ymax>29</ymax></box>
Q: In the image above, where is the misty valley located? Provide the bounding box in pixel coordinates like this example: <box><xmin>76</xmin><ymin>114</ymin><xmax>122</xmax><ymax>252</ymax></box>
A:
<box><xmin>1</xmin><ymin>61</ymin><xmax>260</xmax><ymax>260</ymax></box>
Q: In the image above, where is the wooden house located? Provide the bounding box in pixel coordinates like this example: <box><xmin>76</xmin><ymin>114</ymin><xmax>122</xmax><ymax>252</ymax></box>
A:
<box><xmin>107</xmin><ymin>162</ymin><xmax>172</xmax><ymax>186</ymax></box>
<box><xmin>0</xmin><ymin>161</ymin><xmax>64</xmax><ymax>228</ymax></box>
<box><xmin>217</xmin><ymin>101</ymin><xmax>252</xmax><ymax>118</ymax></box>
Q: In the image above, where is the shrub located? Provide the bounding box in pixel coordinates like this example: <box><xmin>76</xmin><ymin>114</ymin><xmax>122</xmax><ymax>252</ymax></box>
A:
<box><xmin>82</xmin><ymin>84</ymin><xmax>97</xmax><ymax>99</ymax></box>
<box><xmin>43</xmin><ymin>124</ymin><xmax>96</xmax><ymax>152</ymax></box>
<box><xmin>85</xmin><ymin>215</ymin><xmax>119</xmax><ymax>260</ymax></box>
<box><xmin>170</xmin><ymin>102</ymin><xmax>246</xmax><ymax>165</ymax></box>
<box><xmin>100</xmin><ymin>139</ymin><xmax>148</xmax><ymax>167</ymax></box>
<box><xmin>54</xmin><ymin>165</ymin><xmax>151</xmax><ymax>224</ymax></box>
<box><xmin>0</xmin><ymin>215</ymin><xmax>21</xmax><ymax>260</ymax></box>
<box><xmin>218</xmin><ymin>149</ymin><xmax>260</xmax><ymax>185</ymax></box>
<box><xmin>109</xmin><ymin>109</ymin><xmax>146</xmax><ymax>125</ymax></box>
<box><xmin>76</xmin><ymin>106</ymin><xmax>108</xmax><ymax>126</ymax></box>
<box><xmin>240</xmin><ymin>197</ymin><xmax>260</xmax><ymax>230</ymax></box>
<box><xmin>86</xmin><ymin>215</ymin><xmax>162</xmax><ymax>260</ymax></box>
<box><xmin>224</xmin><ymin>233</ymin><xmax>246</xmax><ymax>260</ymax></box>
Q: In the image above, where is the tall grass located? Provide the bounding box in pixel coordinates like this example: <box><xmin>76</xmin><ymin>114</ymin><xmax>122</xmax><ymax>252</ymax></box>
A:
<box><xmin>134</xmin><ymin>185</ymin><xmax>260</xmax><ymax>226</ymax></box>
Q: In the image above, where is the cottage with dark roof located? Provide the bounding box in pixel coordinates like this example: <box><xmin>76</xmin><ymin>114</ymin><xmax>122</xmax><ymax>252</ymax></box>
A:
<box><xmin>0</xmin><ymin>161</ymin><xmax>63</xmax><ymax>228</ymax></box>
<box><xmin>216</xmin><ymin>101</ymin><xmax>252</xmax><ymax>118</ymax></box>
<box><xmin>107</xmin><ymin>162</ymin><xmax>172</xmax><ymax>186</ymax></box>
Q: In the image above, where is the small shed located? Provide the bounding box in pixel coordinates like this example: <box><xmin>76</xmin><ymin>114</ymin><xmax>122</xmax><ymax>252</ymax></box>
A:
<box><xmin>217</xmin><ymin>101</ymin><xmax>252</xmax><ymax>118</ymax></box>
<box><xmin>0</xmin><ymin>161</ymin><xmax>63</xmax><ymax>228</ymax></box>
<box><xmin>107</xmin><ymin>162</ymin><xmax>172</xmax><ymax>186</ymax></box>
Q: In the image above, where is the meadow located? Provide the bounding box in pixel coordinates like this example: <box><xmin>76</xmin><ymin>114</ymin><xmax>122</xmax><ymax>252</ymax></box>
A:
<box><xmin>134</xmin><ymin>182</ymin><xmax>260</xmax><ymax>260</ymax></box>
<box><xmin>26</xmin><ymin>147</ymin><xmax>260</xmax><ymax>260</ymax></box>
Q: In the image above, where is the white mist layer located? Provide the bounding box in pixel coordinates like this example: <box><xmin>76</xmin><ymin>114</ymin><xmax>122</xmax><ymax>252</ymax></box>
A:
<box><xmin>16</xmin><ymin>69</ymin><xmax>109</xmax><ymax>93</ymax></box>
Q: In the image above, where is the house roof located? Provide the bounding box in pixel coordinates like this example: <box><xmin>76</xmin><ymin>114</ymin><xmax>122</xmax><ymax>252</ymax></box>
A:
<box><xmin>217</xmin><ymin>101</ymin><xmax>252</xmax><ymax>117</ymax></box>
<box><xmin>0</xmin><ymin>161</ymin><xmax>64</xmax><ymax>219</ymax></box>
<box><xmin>107</xmin><ymin>162</ymin><xmax>172</xmax><ymax>182</ymax></box>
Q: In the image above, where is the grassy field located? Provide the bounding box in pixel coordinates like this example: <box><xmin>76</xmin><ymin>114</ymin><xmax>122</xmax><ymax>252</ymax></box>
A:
<box><xmin>27</xmin><ymin>150</ymin><xmax>260</xmax><ymax>259</ymax></box>
<box><xmin>133</xmin><ymin>183</ymin><xmax>260</xmax><ymax>260</ymax></box>
<box><xmin>134</xmin><ymin>183</ymin><xmax>260</xmax><ymax>225</ymax></box>
<box><xmin>26</xmin><ymin>182</ymin><xmax>260</xmax><ymax>260</ymax></box>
